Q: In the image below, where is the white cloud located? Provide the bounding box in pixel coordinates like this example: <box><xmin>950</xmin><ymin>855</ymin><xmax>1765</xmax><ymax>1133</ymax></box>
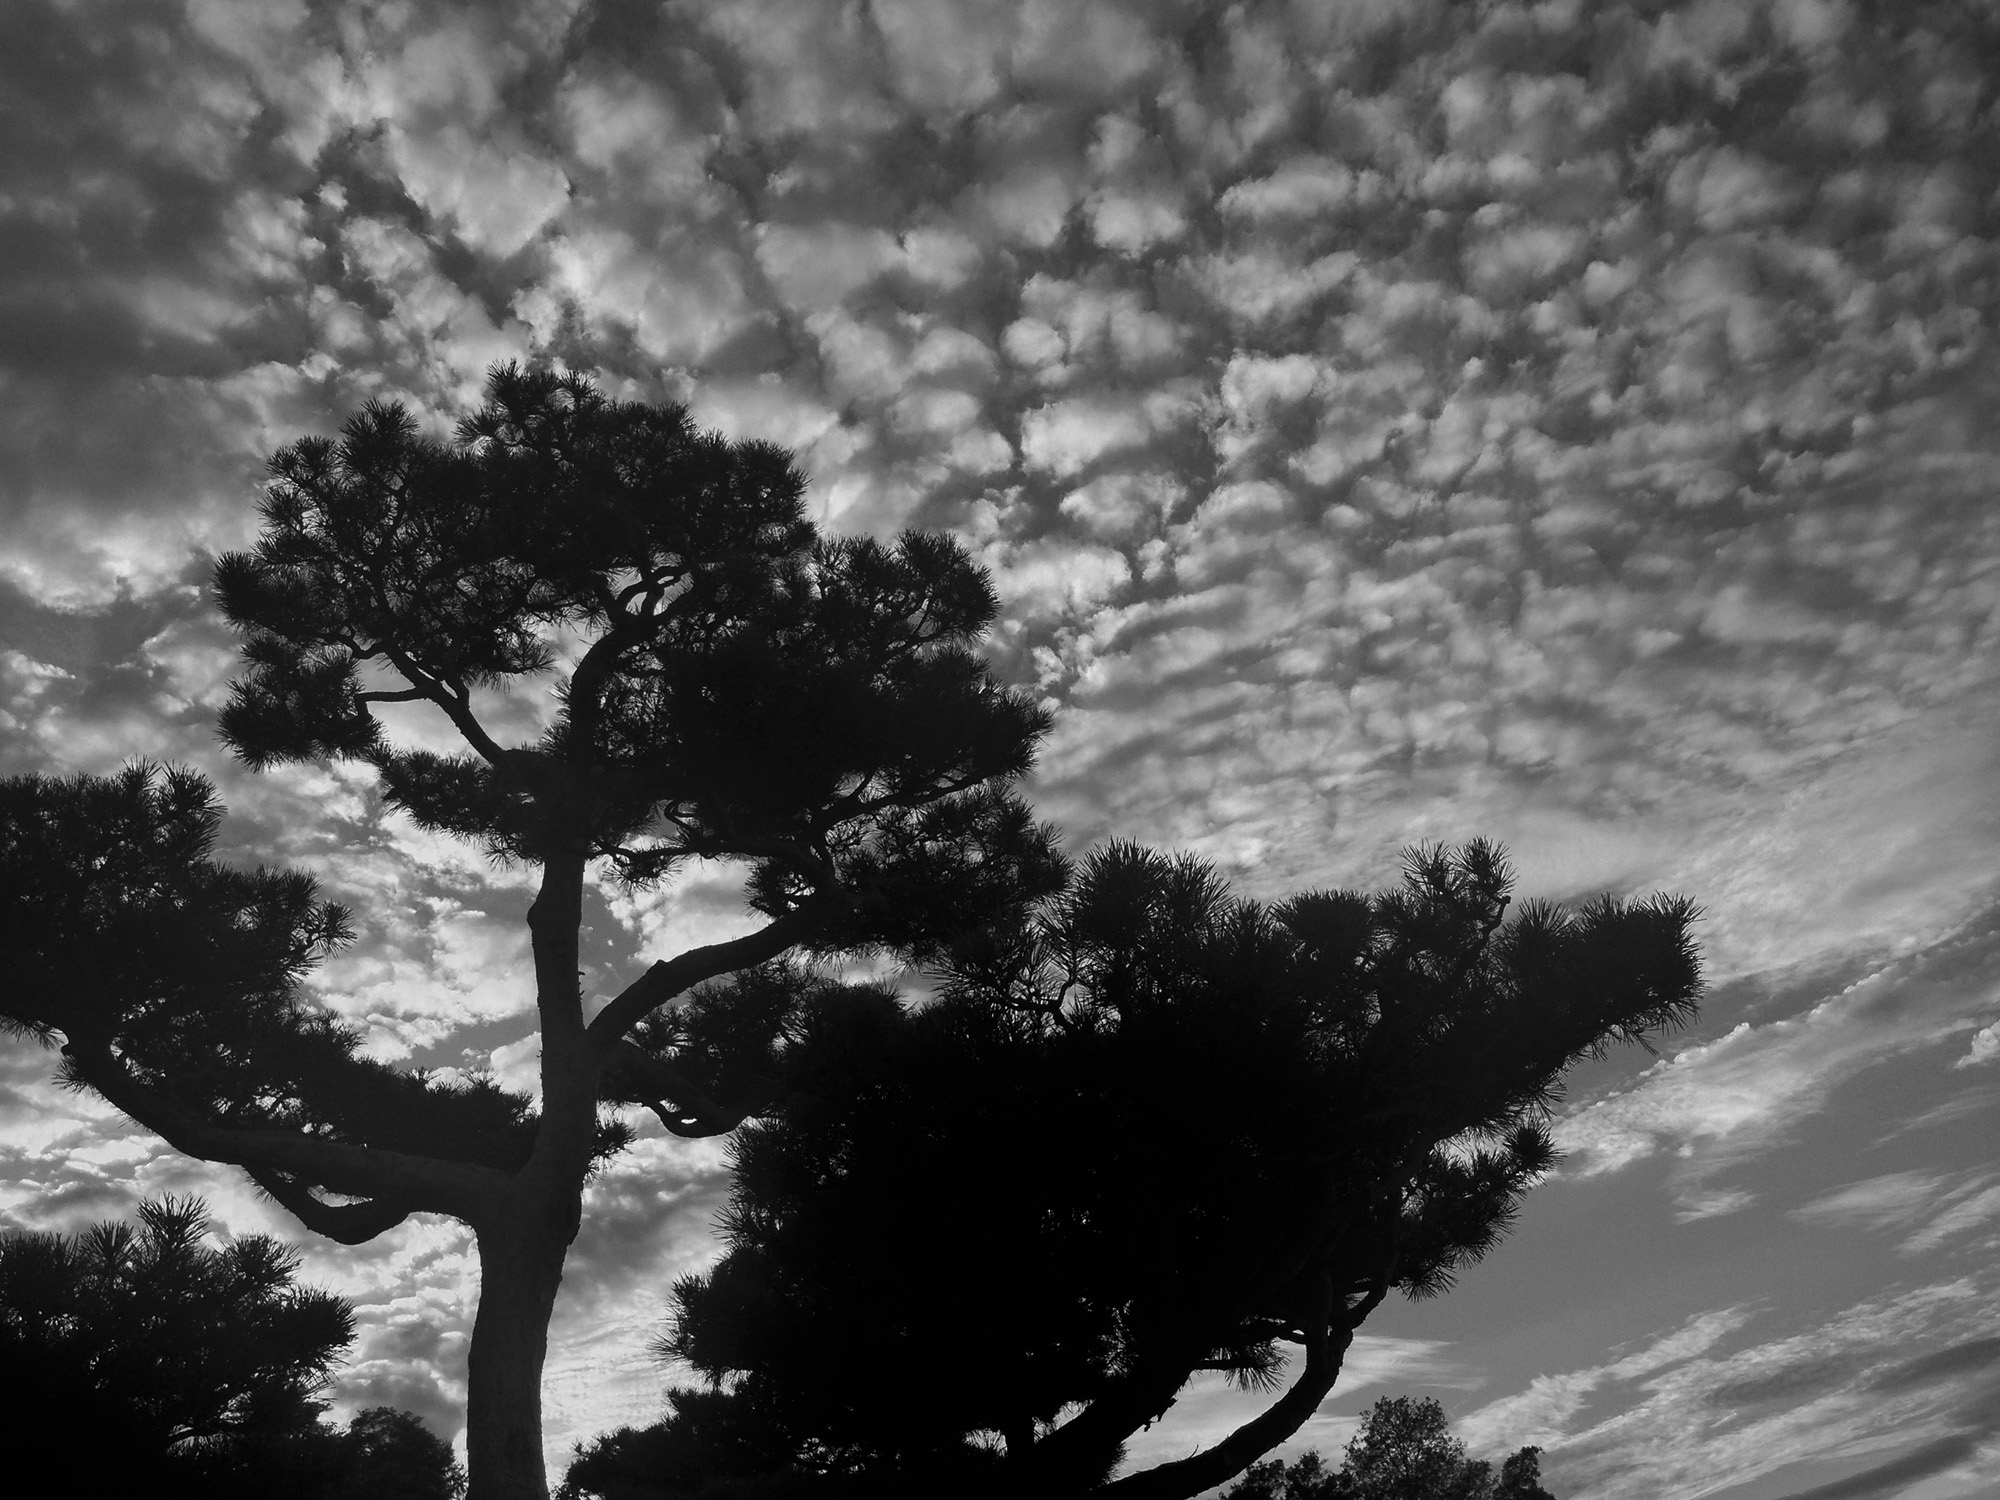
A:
<box><xmin>1087</xmin><ymin>188</ymin><xmax>1186</xmax><ymax>255</ymax></box>
<box><xmin>755</xmin><ymin>223</ymin><xmax>902</xmax><ymax>311</ymax></box>
<box><xmin>1059</xmin><ymin>471</ymin><xmax>1183</xmax><ymax>539</ymax></box>
<box><xmin>973</xmin><ymin>161</ymin><xmax>1082</xmax><ymax>248</ymax></box>
<box><xmin>871</xmin><ymin>0</ymin><xmax>1013</xmax><ymax>113</ymax></box>
<box><xmin>539</xmin><ymin>225</ymin><xmax>753</xmax><ymax>365</ymax></box>
<box><xmin>1191</xmin><ymin>249</ymin><xmax>1356</xmax><ymax>327</ymax></box>
<box><xmin>991</xmin><ymin>541</ymin><xmax>1130</xmax><ymax>622</ymax></box>
<box><xmin>1020</xmin><ymin>396</ymin><xmax>1157</xmax><ymax>477</ymax></box>
<box><xmin>1899</xmin><ymin>1179</ymin><xmax>2000</xmax><ymax>1257</ymax></box>
<box><xmin>1793</xmin><ymin>1171</ymin><xmax>1953</xmax><ymax>1234</ymax></box>
<box><xmin>389</xmin><ymin>128</ymin><xmax>571</xmax><ymax>257</ymax></box>
<box><xmin>1010</xmin><ymin>0</ymin><xmax>1161</xmax><ymax>93</ymax></box>
<box><xmin>1462</xmin><ymin>1283</ymin><xmax>2000</xmax><ymax>1500</ymax></box>
<box><xmin>1956</xmin><ymin>1021</ymin><xmax>2000</xmax><ymax>1069</ymax></box>
<box><xmin>558</xmin><ymin>71</ymin><xmax>712</xmax><ymax>202</ymax></box>
<box><xmin>1555</xmin><ymin>914</ymin><xmax>2000</xmax><ymax>1211</ymax></box>
<box><xmin>1218</xmin><ymin>158</ymin><xmax>1354</xmax><ymax>220</ymax></box>
<box><xmin>1461</xmin><ymin>1306</ymin><xmax>1752</xmax><ymax>1455</ymax></box>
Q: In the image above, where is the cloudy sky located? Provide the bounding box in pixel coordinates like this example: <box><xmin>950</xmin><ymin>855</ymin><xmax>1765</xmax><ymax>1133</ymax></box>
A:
<box><xmin>3</xmin><ymin>0</ymin><xmax>2000</xmax><ymax>1495</ymax></box>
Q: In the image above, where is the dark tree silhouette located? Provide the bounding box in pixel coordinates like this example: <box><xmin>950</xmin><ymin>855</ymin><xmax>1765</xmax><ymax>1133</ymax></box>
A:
<box><xmin>1494</xmin><ymin>1449</ymin><xmax>1556</xmax><ymax>1500</ymax></box>
<box><xmin>0</xmin><ymin>1195</ymin><xmax>465</xmax><ymax>1496</ymax></box>
<box><xmin>0</xmin><ymin>1193</ymin><xmax>353</xmax><ymax>1486</ymax></box>
<box><xmin>1220</xmin><ymin>1397</ymin><xmax>1555</xmax><ymax>1500</ymax></box>
<box><xmin>1338</xmin><ymin>1395</ymin><xmax>1494</xmax><ymax>1500</ymax></box>
<box><xmin>1218</xmin><ymin>1451</ymin><xmax>1346</xmax><ymax>1500</ymax></box>
<box><xmin>342</xmin><ymin>1405</ymin><xmax>472</xmax><ymax>1500</ymax></box>
<box><xmin>562</xmin><ymin>843</ymin><xmax>1697</xmax><ymax>1499</ymax></box>
<box><xmin>0</xmin><ymin>367</ymin><xmax>1060</xmax><ymax>1500</ymax></box>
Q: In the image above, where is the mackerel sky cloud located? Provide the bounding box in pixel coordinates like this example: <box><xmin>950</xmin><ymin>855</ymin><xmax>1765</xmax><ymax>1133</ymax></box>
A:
<box><xmin>3</xmin><ymin>1</ymin><xmax>2000</xmax><ymax>1495</ymax></box>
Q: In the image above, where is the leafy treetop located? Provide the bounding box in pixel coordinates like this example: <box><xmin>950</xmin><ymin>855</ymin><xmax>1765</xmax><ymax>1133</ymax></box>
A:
<box><xmin>212</xmin><ymin>364</ymin><xmax>1051</xmax><ymax>917</ymax></box>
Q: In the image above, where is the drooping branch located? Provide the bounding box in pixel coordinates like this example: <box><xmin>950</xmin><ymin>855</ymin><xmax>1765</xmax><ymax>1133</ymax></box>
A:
<box><xmin>244</xmin><ymin>1164</ymin><xmax>415</xmax><ymax>1244</ymax></box>
<box><xmin>1096</xmin><ymin>1263</ymin><xmax>1392</xmax><ymax>1500</ymax></box>
<box><xmin>63</xmin><ymin>1037</ymin><xmax>505</xmax><ymax>1228</ymax></box>
<box><xmin>1102</xmin><ymin>1336</ymin><xmax>1343</xmax><ymax>1499</ymax></box>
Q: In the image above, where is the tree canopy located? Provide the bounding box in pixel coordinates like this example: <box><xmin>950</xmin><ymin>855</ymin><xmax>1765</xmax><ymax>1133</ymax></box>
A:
<box><xmin>0</xmin><ymin>1195</ymin><xmax>463</xmax><ymax>1498</ymax></box>
<box><xmin>560</xmin><ymin>843</ymin><xmax>1698</xmax><ymax>1499</ymax></box>
<box><xmin>0</xmin><ymin>366</ymin><xmax>1060</xmax><ymax>1500</ymax></box>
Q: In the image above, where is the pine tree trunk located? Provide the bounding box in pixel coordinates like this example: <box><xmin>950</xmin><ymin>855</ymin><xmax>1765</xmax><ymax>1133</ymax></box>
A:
<box><xmin>464</xmin><ymin>1202</ymin><xmax>574</xmax><ymax>1500</ymax></box>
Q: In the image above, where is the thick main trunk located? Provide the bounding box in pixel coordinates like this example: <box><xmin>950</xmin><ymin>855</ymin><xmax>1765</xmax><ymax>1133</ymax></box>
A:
<box><xmin>460</xmin><ymin>853</ymin><xmax>599</xmax><ymax>1500</ymax></box>
<box><xmin>465</xmin><ymin>1203</ymin><xmax>574</xmax><ymax>1500</ymax></box>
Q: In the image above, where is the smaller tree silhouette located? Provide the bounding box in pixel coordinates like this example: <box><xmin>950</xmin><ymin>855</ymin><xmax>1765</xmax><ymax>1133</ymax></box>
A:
<box><xmin>1220</xmin><ymin>1397</ymin><xmax>1555</xmax><ymax>1500</ymax></box>
<box><xmin>344</xmin><ymin>1406</ymin><xmax>471</xmax><ymax>1500</ymax></box>
<box><xmin>0</xmin><ymin>1196</ymin><xmax>464</xmax><ymax>1497</ymax></box>
<box><xmin>1340</xmin><ymin>1396</ymin><xmax>1494</xmax><ymax>1499</ymax></box>
<box><xmin>0</xmin><ymin>1195</ymin><xmax>352</xmax><ymax>1473</ymax></box>
<box><xmin>1215</xmin><ymin>1449</ymin><xmax>1346</xmax><ymax>1500</ymax></box>
<box><xmin>1493</xmin><ymin>1448</ymin><xmax>1554</xmax><ymax>1500</ymax></box>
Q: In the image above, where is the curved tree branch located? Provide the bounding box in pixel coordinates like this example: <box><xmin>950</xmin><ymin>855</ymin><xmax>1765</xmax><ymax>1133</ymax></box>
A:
<box><xmin>63</xmin><ymin>1037</ymin><xmax>506</xmax><ymax>1227</ymax></box>
<box><xmin>244</xmin><ymin>1165</ymin><xmax>416</xmax><ymax>1244</ymax></box>
<box><xmin>582</xmin><ymin>900</ymin><xmax>835</xmax><ymax>1060</ymax></box>
<box><xmin>370</xmin><ymin>640</ymin><xmax>507</xmax><ymax>764</ymax></box>
<box><xmin>1094</xmin><ymin>1266</ymin><xmax>1366</xmax><ymax>1500</ymax></box>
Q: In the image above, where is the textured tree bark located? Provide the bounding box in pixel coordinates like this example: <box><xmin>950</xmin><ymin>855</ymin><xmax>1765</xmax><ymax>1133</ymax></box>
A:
<box><xmin>465</xmin><ymin>1202</ymin><xmax>575</xmax><ymax>1500</ymax></box>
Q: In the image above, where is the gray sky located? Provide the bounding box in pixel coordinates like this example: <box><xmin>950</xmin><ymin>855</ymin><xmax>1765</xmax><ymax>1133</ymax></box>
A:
<box><xmin>3</xmin><ymin>2</ymin><xmax>2000</xmax><ymax>1495</ymax></box>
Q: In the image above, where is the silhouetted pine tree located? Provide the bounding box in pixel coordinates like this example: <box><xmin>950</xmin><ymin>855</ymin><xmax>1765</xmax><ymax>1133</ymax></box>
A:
<box><xmin>0</xmin><ymin>366</ymin><xmax>1060</xmax><ymax>1500</ymax></box>
<box><xmin>0</xmin><ymin>1194</ymin><xmax>351</xmax><ymax>1486</ymax></box>
<box><xmin>564</xmin><ymin>844</ymin><xmax>1695</xmax><ymax>1499</ymax></box>
<box><xmin>0</xmin><ymin>1196</ymin><xmax>463</xmax><ymax>1496</ymax></box>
